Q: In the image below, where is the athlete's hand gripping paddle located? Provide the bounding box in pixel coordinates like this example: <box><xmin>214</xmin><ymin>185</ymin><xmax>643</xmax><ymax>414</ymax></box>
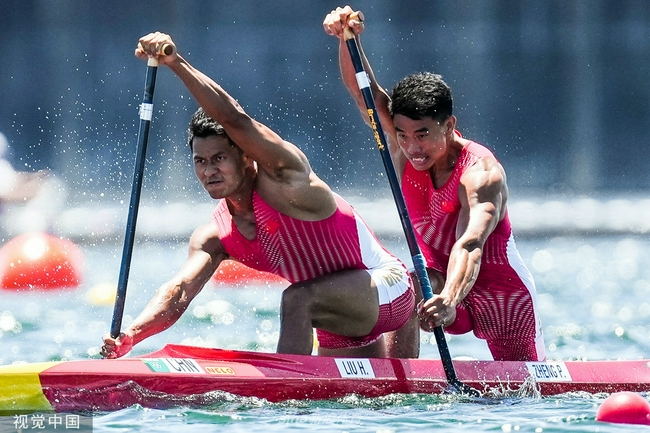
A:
<box><xmin>342</xmin><ymin>14</ymin><xmax>478</xmax><ymax>396</ymax></box>
<box><xmin>110</xmin><ymin>46</ymin><xmax>170</xmax><ymax>339</ymax></box>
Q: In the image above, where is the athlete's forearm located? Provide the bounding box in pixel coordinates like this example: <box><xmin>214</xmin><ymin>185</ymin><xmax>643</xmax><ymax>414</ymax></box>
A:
<box><xmin>444</xmin><ymin>167</ymin><xmax>504</xmax><ymax>304</ymax></box>
<box><xmin>167</xmin><ymin>55</ymin><xmax>250</xmax><ymax>130</ymax></box>
<box><xmin>339</xmin><ymin>37</ymin><xmax>366</xmax><ymax>117</ymax></box>
<box><xmin>338</xmin><ymin>34</ymin><xmax>403</xmax><ymax>174</ymax></box>
<box><xmin>126</xmin><ymin>282</ymin><xmax>193</xmax><ymax>346</ymax></box>
<box><xmin>338</xmin><ymin>36</ymin><xmax>390</xmax><ymax>123</ymax></box>
<box><xmin>441</xmin><ymin>242</ymin><xmax>482</xmax><ymax>307</ymax></box>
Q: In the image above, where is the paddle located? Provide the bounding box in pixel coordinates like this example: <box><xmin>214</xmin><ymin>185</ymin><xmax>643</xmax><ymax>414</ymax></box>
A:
<box><xmin>110</xmin><ymin>47</ymin><xmax>170</xmax><ymax>339</ymax></box>
<box><xmin>342</xmin><ymin>15</ymin><xmax>478</xmax><ymax>396</ymax></box>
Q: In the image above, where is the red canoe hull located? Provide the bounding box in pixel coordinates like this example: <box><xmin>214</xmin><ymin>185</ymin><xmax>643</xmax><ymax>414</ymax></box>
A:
<box><xmin>3</xmin><ymin>344</ymin><xmax>650</xmax><ymax>413</ymax></box>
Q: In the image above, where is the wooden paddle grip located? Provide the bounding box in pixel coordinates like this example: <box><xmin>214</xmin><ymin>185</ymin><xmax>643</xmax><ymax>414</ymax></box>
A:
<box><xmin>343</xmin><ymin>11</ymin><xmax>364</xmax><ymax>41</ymax></box>
<box><xmin>138</xmin><ymin>42</ymin><xmax>174</xmax><ymax>56</ymax></box>
<box><xmin>159</xmin><ymin>44</ymin><xmax>173</xmax><ymax>56</ymax></box>
<box><xmin>140</xmin><ymin>43</ymin><xmax>173</xmax><ymax>67</ymax></box>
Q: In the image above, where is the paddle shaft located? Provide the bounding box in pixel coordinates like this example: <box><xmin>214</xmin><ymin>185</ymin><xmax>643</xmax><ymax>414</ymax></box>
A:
<box><xmin>343</xmin><ymin>28</ymin><xmax>476</xmax><ymax>395</ymax></box>
<box><xmin>110</xmin><ymin>57</ymin><xmax>160</xmax><ymax>338</ymax></box>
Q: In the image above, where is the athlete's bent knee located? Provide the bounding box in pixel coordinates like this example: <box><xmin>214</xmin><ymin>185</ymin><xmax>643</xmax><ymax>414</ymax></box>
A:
<box><xmin>280</xmin><ymin>282</ymin><xmax>313</xmax><ymax>312</ymax></box>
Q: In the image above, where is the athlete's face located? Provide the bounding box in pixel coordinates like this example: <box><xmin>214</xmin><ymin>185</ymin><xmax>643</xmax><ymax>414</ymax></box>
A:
<box><xmin>393</xmin><ymin>114</ymin><xmax>455</xmax><ymax>171</ymax></box>
<box><xmin>192</xmin><ymin>135</ymin><xmax>252</xmax><ymax>199</ymax></box>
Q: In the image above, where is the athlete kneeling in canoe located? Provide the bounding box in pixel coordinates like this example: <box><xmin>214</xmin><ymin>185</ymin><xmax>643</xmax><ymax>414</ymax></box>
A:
<box><xmin>324</xmin><ymin>6</ymin><xmax>545</xmax><ymax>361</ymax></box>
<box><xmin>101</xmin><ymin>33</ymin><xmax>417</xmax><ymax>359</ymax></box>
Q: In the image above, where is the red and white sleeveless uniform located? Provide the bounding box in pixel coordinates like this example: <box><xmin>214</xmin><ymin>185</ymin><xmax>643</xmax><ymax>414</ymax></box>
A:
<box><xmin>212</xmin><ymin>191</ymin><xmax>414</xmax><ymax>349</ymax></box>
<box><xmin>402</xmin><ymin>140</ymin><xmax>545</xmax><ymax>361</ymax></box>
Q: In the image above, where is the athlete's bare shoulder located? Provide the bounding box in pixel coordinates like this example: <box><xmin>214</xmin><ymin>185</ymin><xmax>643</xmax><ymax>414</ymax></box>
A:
<box><xmin>189</xmin><ymin>220</ymin><xmax>226</xmax><ymax>258</ymax></box>
<box><xmin>255</xmin><ymin>165</ymin><xmax>337</xmax><ymax>220</ymax></box>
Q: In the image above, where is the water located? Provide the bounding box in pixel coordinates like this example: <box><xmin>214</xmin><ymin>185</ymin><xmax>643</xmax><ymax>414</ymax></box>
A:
<box><xmin>2</xmin><ymin>235</ymin><xmax>650</xmax><ymax>432</ymax></box>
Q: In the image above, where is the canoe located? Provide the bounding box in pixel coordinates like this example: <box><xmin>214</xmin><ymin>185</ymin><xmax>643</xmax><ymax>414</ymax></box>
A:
<box><xmin>2</xmin><ymin>344</ymin><xmax>649</xmax><ymax>413</ymax></box>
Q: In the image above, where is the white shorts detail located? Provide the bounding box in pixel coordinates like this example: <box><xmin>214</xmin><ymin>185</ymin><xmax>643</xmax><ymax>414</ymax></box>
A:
<box><xmin>353</xmin><ymin>210</ymin><xmax>411</xmax><ymax>305</ymax></box>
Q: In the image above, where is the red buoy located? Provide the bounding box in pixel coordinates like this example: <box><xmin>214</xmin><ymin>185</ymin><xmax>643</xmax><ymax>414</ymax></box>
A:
<box><xmin>0</xmin><ymin>232</ymin><xmax>83</xmax><ymax>290</ymax></box>
<box><xmin>212</xmin><ymin>260</ymin><xmax>287</xmax><ymax>287</ymax></box>
<box><xmin>596</xmin><ymin>392</ymin><xmax>650</xmax><ymax>425</ymax></box>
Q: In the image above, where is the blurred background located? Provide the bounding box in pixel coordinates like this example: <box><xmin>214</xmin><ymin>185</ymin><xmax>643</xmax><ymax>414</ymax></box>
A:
<box><xmin>1</xmin><ymin>0</ymin><xmax>650</xmax><ymax>241</ymax></box>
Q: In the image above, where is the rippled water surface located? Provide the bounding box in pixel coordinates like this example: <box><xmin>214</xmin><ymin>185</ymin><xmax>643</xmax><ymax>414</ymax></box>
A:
<box><xmin>2</xmin><ymin>235</ymin><xmax>650</xmax><ymax>432</ymax></box>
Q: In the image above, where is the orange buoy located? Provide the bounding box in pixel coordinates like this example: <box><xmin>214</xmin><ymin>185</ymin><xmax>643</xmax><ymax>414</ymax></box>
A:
<box><xmin>596</xmin><ymin>392</ymin><xmax>650</xmax><ymax>425</ymax></box>
<box><xmin>0</xmin><ymin>232</ymin><xmax>83</xmax><ymax>290</ymax></box>
<box><xmin>213</xmin><ymin>260</ymin><xmax>287</xmax><ymax>287</ymax></box>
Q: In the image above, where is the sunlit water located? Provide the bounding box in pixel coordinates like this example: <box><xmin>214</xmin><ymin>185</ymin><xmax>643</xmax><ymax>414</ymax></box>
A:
<box><xmin>2</xmin><ymin>235</ymin><xmax>650</xmax><ymax>432</ymax></box>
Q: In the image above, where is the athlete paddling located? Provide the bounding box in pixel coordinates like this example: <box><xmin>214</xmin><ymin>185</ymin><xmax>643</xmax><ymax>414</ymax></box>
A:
<box><xmin>101</xmin><ymin>32</ymin><xmax>417</xmax><ymax>359</ymax></box>
<box><xmin>324</xmin><ymin>6</ymin><xmax>545</xmax><ymax>361</ymax></box>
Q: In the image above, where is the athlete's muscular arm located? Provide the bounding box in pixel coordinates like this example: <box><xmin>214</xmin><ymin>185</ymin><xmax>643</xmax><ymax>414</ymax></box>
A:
<box><xmin>135</xmin><ymin>32</ymin><xmax>335</xmax><ymax>219</ymax></box>
<box><xmin>419</xmin><ymin>157</ymin><xmax>507</xmax><ymax>329</ymax></box>
<box><xmin>101</xmin><ymin>222</ymin><xmax>226</xmax><ymax>358</ymax></box>
<box><xmin>323</xmin><ymin>7</ymin><xmax>407</xmax><ymax>175</ymax></box>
